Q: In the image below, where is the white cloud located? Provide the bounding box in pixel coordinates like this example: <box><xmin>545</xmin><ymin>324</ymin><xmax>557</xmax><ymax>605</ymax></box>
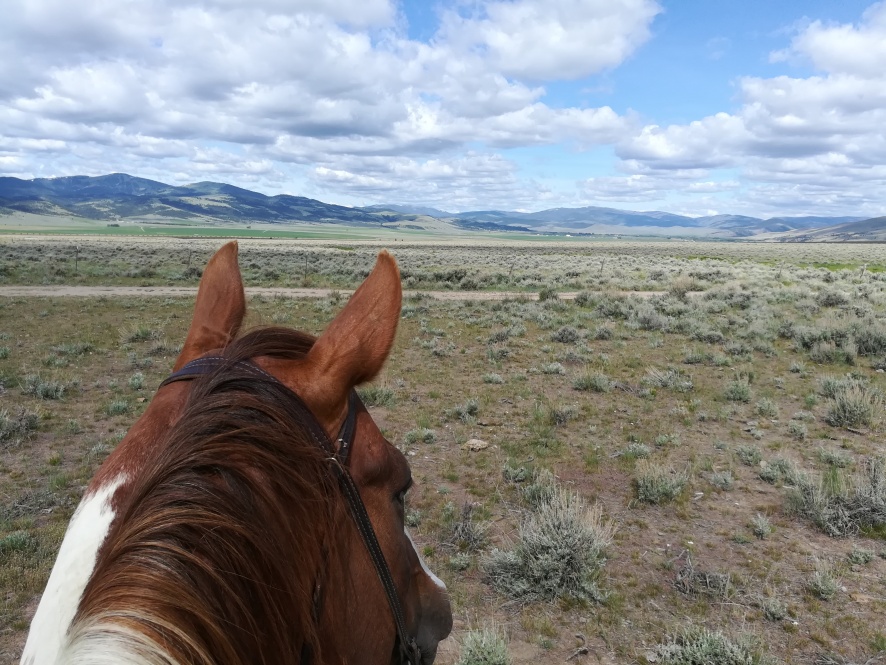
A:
<box><xmin>309</xmin><ymin>152</ymin><xmax>553</xmax><ymax>211</ymax></box>
<box><xmin>0</xmin><ymin>0</ymin><xmax>659</xmax><ymax>208</ymax></box>
<box><xmin>771</xmin><ymin>2</ymin><xmax>886</xmax><ymax>77</ymax></box>
<box><xmin>610</xmin><ymin>2</ymin><xmax>886</xmax><ymax>216</ymax></box>
<box><xmin>437</xmin><ymin>0</ymin><xmax>660</xmax><ymax>81</ymax></box>
<box><xmin>579</xmin><ymin>171</ymin><xmax>739</xmax><ymax>203</ymax></box>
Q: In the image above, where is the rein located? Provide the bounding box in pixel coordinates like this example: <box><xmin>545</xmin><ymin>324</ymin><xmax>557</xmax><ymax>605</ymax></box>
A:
<box><xmin>160</xmin><ymin>357</ymin><xmax>421</xmax><ymax>665</ymax></box>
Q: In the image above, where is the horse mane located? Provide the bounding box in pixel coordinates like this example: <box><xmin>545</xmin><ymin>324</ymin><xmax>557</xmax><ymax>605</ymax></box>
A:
<box><xmin>64</xmin><ymin>327</ymin><xmax>346</xmax><ymax>665</ymax></box>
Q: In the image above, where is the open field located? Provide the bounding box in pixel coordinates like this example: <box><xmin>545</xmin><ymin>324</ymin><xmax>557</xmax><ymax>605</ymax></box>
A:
<box><xmin>2</xmin><ymin>236</ymin><xmax>886</xmax><ymax>664</ymax></box>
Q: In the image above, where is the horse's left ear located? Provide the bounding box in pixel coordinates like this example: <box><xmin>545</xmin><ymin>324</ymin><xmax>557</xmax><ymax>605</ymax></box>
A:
<box><xmin>294</xmin><ymin>250</ymin><xmax>401</xmax><ymax>424</ymax></box>
<box><xmin>173</xmin><ymin>241</ymin><xmax>247</xmax><ymax>371</ymax></box>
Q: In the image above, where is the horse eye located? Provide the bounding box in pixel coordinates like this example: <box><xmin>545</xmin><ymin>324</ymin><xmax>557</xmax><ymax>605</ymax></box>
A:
<box><xmin>395</xmin><ymin>478</ymin><xmax>413</xmax><ymax>506</ymax></box>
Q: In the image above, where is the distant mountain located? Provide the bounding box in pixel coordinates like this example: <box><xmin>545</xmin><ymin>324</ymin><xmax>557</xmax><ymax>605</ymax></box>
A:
<box><xmin>774</xmin><ymin>217</ymin><xmax>886</xmax><ymax>242</ymax></box>
<box><xmin>0</xmin><ymin>173</ymin><xmax>879</xmax><ymax>239</ymax></box>
<box><xmin>449</xmin><ymin>207</ymin><xmax>869</xmax><ymax>237</ymax></box>
<box><xmin>0</xmin><ymin>174</ymin><xmax>390</xmax><ymax>226</ymax></box>
<box><xmin>362</xmin><ymin>204</ymin><xmax>453</xmax><ymax>217</ymax></box>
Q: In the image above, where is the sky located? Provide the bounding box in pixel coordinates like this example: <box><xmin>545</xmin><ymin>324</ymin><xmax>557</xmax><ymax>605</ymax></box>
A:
<box><xmin>2</xmin><ymin>0</ymin><xmax>885</xmax><ymax>218</ymax></box>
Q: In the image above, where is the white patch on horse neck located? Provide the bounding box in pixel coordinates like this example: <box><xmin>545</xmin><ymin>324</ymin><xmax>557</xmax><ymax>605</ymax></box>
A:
<box><xmin>405</xmin><ymin>528</ymin><xmax>447</xmax><ymax>592</ymax></box>
<box><xmin>20</xmin><ymin>475</ymin><xmax>126</xmax><ymax>665</ymax></box>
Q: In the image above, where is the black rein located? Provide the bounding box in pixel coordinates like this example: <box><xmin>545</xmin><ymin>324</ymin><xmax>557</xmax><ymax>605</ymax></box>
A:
<box><xmin>159</xmin><ymin>357</ymin><xmax>421</xmax><ymax>665</ymax></box>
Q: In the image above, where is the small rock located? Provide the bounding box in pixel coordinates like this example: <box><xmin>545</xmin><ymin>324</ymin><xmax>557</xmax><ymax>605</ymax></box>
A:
<box><xmin>463</xmin><ymin>438</ymin><xmax>489</xmax><ymax>451</ymax></box>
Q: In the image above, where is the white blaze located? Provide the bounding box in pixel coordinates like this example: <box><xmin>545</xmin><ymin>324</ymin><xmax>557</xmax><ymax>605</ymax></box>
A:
<box><xmin>21</xmin><ymin>475</ymin><xmax>127</xmax><ymax>665</ymax></box>
<box><xmin>405</xmin><ymin>528</ymin><xmax>447</xmax><ymax>592</ymax></box>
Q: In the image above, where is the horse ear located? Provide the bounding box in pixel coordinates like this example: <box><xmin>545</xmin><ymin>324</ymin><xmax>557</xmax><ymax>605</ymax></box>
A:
<box><xmin>296</xmin><ymin>251</ymin><xmax>401</xmax><ymax>421</ymax></box>
<box><xmin>173</xmin><ymin>242</ymin><xmax>246</xmax><ymax>371</ymax></box>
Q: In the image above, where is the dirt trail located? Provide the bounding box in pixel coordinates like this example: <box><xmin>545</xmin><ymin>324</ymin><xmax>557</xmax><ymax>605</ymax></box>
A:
<box><xmin>0</xmin><ymin>286</ymin><xmax>675</xmax><ymax>300</ymax></box>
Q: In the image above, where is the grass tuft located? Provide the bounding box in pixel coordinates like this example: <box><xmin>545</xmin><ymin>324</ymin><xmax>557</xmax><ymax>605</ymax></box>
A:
<box><xmin>653</xmin><ymin>626</ymin><xmax>773</xmax><ymax>665</ymax></box>
<box><xmin>635</xmin><ymin>461</ymin><xmax>687</xmax><ymax>504</ymax></box>
<box><xmin>456</xmin><ymin>627</ymin><xmax>510</xmax><ymax>665</ymax></box>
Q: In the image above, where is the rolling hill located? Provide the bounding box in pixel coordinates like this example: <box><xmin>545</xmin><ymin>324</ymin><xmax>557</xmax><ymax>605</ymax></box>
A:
<box><xmin>0</xmin><ymin>173</ymin><xmax>881</xmax><ymax>239</ymax></box>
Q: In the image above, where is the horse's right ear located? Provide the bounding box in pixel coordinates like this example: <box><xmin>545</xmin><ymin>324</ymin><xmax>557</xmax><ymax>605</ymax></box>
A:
<box><xmin>282</xmin><ymin>250</ymin><xmax>401</xmax><ymax>428</ymax></box>
<box><xmin>174</xmin><ymin>241</ymin><xmax>246</xmax><ymax>371</ymax></box>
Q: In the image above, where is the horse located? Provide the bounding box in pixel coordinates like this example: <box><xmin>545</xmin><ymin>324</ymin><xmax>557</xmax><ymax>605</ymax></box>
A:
<box><xmin>20</xmin><ymin>242</ymin><xmax>453</xmax><ymax>665</ymax></box>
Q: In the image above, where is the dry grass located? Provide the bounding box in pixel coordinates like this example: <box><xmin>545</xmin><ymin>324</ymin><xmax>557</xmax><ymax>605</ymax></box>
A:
<box><xmin>3</xmin><ymin>236</ymin><xmax>886</xmax><ymax>664</ymax></box>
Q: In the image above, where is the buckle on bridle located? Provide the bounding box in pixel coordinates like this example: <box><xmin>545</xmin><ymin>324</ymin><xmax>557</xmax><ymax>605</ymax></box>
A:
<box><xmin>399</xmin><ymin>637</ymin><xmax>422</xmax><ymax>665</ymax></box>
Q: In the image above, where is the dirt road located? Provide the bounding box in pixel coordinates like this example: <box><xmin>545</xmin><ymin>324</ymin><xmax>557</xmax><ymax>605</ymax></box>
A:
<box><xmin>0</xmin><ymin>286</ymin><xmax>674</xmax><ymax>300</ymax></box>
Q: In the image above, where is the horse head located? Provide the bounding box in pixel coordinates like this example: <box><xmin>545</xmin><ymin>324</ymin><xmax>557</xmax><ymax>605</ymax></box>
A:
<box><xmin>21</xmin><ymin>242</ymin><xmax>452</xmax><ymax>665</ymax></box>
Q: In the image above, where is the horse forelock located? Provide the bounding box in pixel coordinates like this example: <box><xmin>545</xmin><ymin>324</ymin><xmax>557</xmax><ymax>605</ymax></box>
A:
<box><xmin>62</xmin><ymin>327</ymin><xmax>349</xmax><ymax>665</ymax></box>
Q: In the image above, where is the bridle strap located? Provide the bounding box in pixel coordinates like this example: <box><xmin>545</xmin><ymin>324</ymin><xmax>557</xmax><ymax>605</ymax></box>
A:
<box><xmin>160</xmin><ymin>357</ymin><xmax>421</xmax><ymax>665</ymax></box>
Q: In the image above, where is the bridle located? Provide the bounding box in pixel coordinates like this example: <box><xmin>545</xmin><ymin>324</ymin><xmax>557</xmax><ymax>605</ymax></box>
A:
<box><xmin>160</xmin><ymin>356</ymin><xmax>422</xmax><ymax>665</ymax></box>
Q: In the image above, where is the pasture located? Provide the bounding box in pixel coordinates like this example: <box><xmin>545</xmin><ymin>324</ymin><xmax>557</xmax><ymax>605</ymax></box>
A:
<box><xmin>2</xmin><ymin>235</ymin><xmax>886</xmax><ymax>664</ymax></box>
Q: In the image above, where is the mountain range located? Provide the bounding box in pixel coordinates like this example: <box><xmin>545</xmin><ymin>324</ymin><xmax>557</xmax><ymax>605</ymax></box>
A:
<box><xmin>0</xmin><ymin>173</ymin><xmax>882</xmax><ymax>240</ymax></box>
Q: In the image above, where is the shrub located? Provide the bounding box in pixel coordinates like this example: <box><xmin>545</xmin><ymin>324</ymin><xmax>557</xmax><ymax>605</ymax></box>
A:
<box><xmin>807</xmin><ymin>561</ymin><xmax>839</xmax><ymax>600</ymax></box>
<box><xmin>538</xmin><ymin>286</ymin><xmax>558</xmax><ymax>302</ymax></box>
<box><xmin>825</xmin><ymin>384</ymin><xmax>882</xmax><ymax>428</ymax></box>
<box><xmin>357</xmin><ymin>384</ymin><xmax>395</xmax><ymax>407</ymax></box>
<box><xmin>754</xmin><ymin>398</ymin><xmax>778</xmax><ymax>419</ymax></box>
<box><xmin>760</xmin><ymin>597</ymin><xmax>787</xmax><ymax>622</ymax></box>
<box><xmin>788</xmin><ymin>421</ymin><xmax>808</xmax><ymax>440</ymax></box>
<box><xmin>758</xmin><ymin>458</ymin><xmax>797</xmax><ymax>486</ymax></box>
<box><xmin>622</xmin><ymin>442</ymin><xmax>651</xmax><ymax>460</ymax></box>
<box><xmin>573</xmin><ymin>372</ymin><xmax>611</xmax><ymax>393</ymax></box>
<box><xmin>643</xmin><ymin>367</ymin><xmax>693</xmax><ymax>392</ymax></box>
<box><xmin>128</xmin><ymin>372</ymin><xmax>145</xmax><ymax>390</ymax></box>
<box><xmin>818</xmin><ymin>375</ymin><xmax>865</xmax><ymax>399</ymax></box>
<box><xmin>0</xmin><ymin>530</ymin><xmax>37</xmax><ymax>556</ymax></box>
<box><xmin>683</xmin><ymin>349</ymin><xmax>710</xmax><ymax>365</ymax></box>
<box><xmin>21</xmin><ymin>374</ymin><xmax>66</xmax><ymax>400</ymax></box>
<box><xmin>446</xmin><ymin>503</ymin><xmax>488</xmax><ymax>553</ymax></box>
<box><xmin>816</xmin><ymin>289</ymin><xmax>850</xmax><ymax>307</ymax></box>
<box><xmin>592</xmin><ymin>325</ymin><xmax>613</xmax><ymax>340</ymax></box>
<box><xmin>0</xmin><ymin>408</ymin><xmax>40</xmax><ymax>448</ymax></box>
<box><xmin>724</xmin><ymin>379</ymin><xmax>751</xmax><ymax>403</ymax></box>
<box><xmin>788</xmin><ymin>457</ymin><xmax>886</xmax><ymax>537</ymax></box>
<box><xmin>0</xmin><ymin>346</ymin><xmax>9</xmax><ymax>359</ymax></box>
<box><xmin>735</xmin><ymin>445</ymin><xmax>762</xmax><ymax>467</ymax></box>
<box><xmin>448</xmin><ymin>553</ymin><xmax>471</xmax><ymax>572</ymax></box>
<box><xmin>105</xmin><ymin>400</ymin><xmax>131</xmax><ymax>416</ymax></box>
<box><xmin>847</xmin><ymin>547</ymin><xmax>875</xmax><ymax>565</ymax></box>
<box><xmin>540</xmin><ymin>362</ymin><xmax>566</xmax><ymax>375</ymax></box>
<box><xmin>122</xmin><ymin>325</ymin><xmax>160</xmax><ymax>343</ymax></box>
<box><xmin>634</xmin><ymin>461</ymin><xmax>687</xmax><ymax>504</ymax></box>
<box><xmin>547</xmin><ymin>404</ymin><xmax>579</xmax><ymax>426</ymax></box>
<box><xmin>521</xmin><ymin>468</ymin><xmax>557</xmax><ymax>508</ymax></box>
<box><xmin>502</xmin><ymin>463</ymin><xmax>530</xmax><ymax>483</ymax></box>
<box><xmin>653</xmin><ymin>627</ymin><xmax>771</xmax><ymax>665</ymax></box>
<box><xmin>550</xmin><ymin>326</ymin><xmax>580</xmax><ymax>343</ymax></box>
<box><xmin>447</xmin><ymin>399</ymin><xmax>479</xmax><ymax>423</ymax></box>
<box><xmin>51</xmin><ymin>342</ymin><xmax>94</xmax><ymax>357</ymax></box>
<box><xmin>404</xmin><ymin>428</ymin><xmax>436</xmax><ymax>444</ymax></box>
<box><xmin>709</xmin><ymin>470</ymin><xmax>734</xmax><ymax>491</ymax></box>
<box><xmin>484</xmin><ymin>487</ymin><xmax>614</xmax><ymax>603</ymax></box>
<box><xmin>573</xmin><ymin>292</ymin><xmax>594</xmax><ymax>307</ymax></box>
<box><xmin>456</xmin><ymin>627</ymin><xmax>510</xmax><ymax>665</ymax></box>
<box><xmin>751</xmin><ymin>514</ymin><xmax>772</xmax><ymax>539</ymax></box>
<box><xmin>817</xmin><ymin>448</ymin><xmax>851</xmax><ymax>468</ymax></box>
<box><xmin>482</xmin><ymin>373</ymin><xmax>504</xmax><ymax>384</ymax></box>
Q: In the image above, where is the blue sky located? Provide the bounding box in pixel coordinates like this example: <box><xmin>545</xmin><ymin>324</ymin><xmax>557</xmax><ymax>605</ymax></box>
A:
<box><xmin>2</xmin><ymin>0</ymin><xmax>886</xmax><ymax>218</ymax></box>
